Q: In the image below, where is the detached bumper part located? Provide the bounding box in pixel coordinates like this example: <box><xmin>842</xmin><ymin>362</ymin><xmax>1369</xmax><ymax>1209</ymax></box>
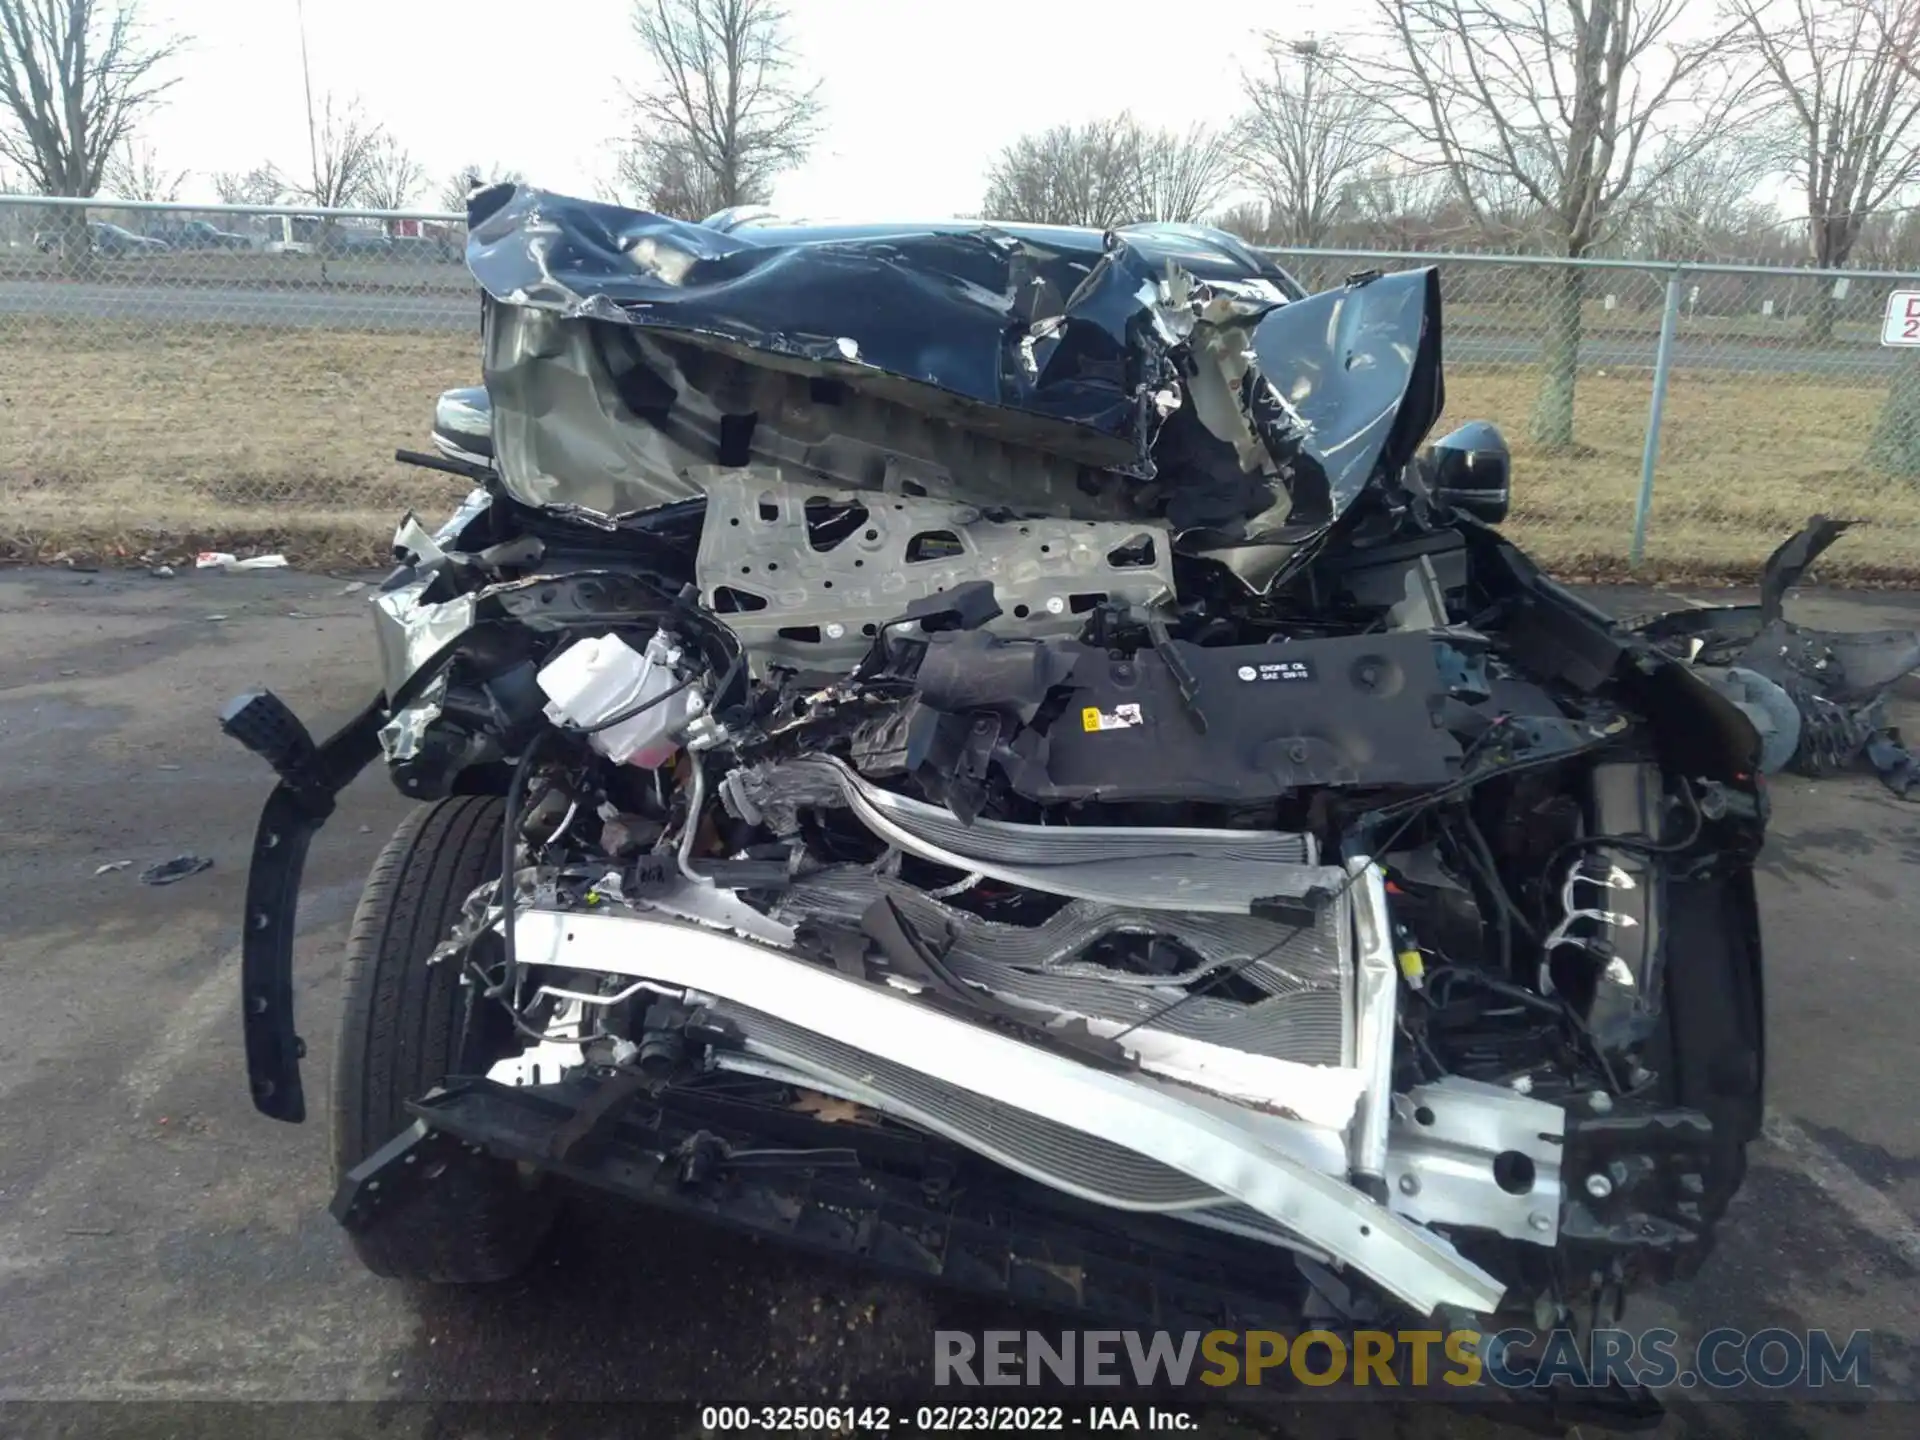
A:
<box><xmin>510</xmin><ymin>906</ymin><xmax>1510</xmax><ymax>1318</ymax></box>
<box><xmin>220</xmin><ymin>689</ymin><xmax>386</xmax><ymax>1122</ymax></box>
<box><xmin>352</xmin><ymin>1078</ymin><xmax>1327</xmax><ymax>1327</ymax></box>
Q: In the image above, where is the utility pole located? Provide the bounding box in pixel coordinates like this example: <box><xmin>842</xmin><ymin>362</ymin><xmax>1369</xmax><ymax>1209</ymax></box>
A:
<box><xmin>295</xmin><ymin>0</ymin><xmax>320</xmax><ymax>202</ymax></box>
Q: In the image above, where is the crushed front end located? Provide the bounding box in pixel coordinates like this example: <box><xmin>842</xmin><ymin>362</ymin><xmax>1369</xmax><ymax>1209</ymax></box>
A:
<box><xmin>224</xmin><ymin>186</ymin><xmax>1766</xmax><ymax>1361</ymax></box>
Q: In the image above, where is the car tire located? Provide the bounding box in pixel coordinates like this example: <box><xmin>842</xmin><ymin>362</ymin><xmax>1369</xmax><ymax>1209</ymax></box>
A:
<box><xmin>331</xmin><ymin>794</ymin><xmax>557</xmax><ymax>1283</ymax></box>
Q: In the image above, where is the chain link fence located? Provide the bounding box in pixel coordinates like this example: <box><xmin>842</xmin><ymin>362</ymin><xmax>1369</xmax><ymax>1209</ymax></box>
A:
<box><xmin>3</xmin><ymin>196</ymin><xmax>1917</xmax><ymax>580</ymax></box>
<box><xmin>0</xmin><ymin>195</ymin><xmax>478</xmax><ymax>565</ymax></box>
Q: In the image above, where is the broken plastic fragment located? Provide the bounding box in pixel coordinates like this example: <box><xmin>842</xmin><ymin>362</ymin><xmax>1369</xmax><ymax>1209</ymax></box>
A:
<box><xmin>140</xmin><ymin>855</ymin><xmax>213</xmax><ymax>886</ymax></box>
<box><xmin>1866</xmin><ymin>730</ymin><xmax>1920</xmax><ymax>799</ymax></box>
<box><xmin>392</xmin><ymin>513</ymin><xmax>449</xmax><ymax>572</ymax></box>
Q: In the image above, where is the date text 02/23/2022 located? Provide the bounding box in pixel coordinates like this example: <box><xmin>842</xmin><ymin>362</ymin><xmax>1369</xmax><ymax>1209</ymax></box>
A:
<box><xmin>699</xmin><ymin>1405</ymin><xmax>1198</xmax><ymax>1431</ymax></box>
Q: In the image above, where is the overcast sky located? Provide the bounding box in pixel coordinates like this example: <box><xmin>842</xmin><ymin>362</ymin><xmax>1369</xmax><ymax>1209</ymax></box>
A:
<box><xmin>131</xmin><ymin>0</ymin><xmax>1349</xmax><ymax>216</ymax></box>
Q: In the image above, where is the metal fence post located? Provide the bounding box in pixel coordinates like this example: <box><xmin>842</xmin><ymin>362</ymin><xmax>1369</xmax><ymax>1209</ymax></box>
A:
<box><xmin>1631</xmin><ymin>268</ymin><xmax>1685</xmax><ymax>570</ymax></box>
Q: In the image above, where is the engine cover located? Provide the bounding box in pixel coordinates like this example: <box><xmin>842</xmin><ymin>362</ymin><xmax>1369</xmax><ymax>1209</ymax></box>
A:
<box><xmin>1005</xmin><ymin>633</ymin><xmax>1464</xmax><ymax>803</ymax></box>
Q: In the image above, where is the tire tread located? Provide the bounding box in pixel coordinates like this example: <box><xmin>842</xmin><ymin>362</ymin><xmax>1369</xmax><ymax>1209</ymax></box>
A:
<box><xmin>330</xmin><ymin>795</ymin><xmax>554</xmax><ymax>1283</ymax></box>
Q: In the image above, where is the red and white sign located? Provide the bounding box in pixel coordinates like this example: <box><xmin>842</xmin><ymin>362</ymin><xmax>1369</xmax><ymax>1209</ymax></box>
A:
<box><xmin>1881</xmin><ymin>290</ymin><xmax>1920</xmax><ymax>345</ymax></box>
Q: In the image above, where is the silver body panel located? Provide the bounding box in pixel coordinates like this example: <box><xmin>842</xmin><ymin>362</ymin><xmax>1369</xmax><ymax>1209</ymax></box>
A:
<box><xmin>508</xmin><ymin>904</ymin><xmax>1524</xmax><ymax>1318</ymax></box>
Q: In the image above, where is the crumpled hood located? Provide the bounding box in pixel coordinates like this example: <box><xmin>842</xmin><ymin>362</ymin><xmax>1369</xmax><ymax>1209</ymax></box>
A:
<box><xmin>463</xmin><ymin>185</ymin><xmax>1442</xmax><ymax>588</ymax></box>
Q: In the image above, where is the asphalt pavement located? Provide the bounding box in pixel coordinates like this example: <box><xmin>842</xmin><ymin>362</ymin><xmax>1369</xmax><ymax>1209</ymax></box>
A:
<box><xmin>0</xmin><ymin>278</ymin><xmax>1908</xmax><ymax>376</ymax></box>
<box><xmin>1</xmin><ymin>565</ymin><xmax>1917</xmax><ymax>1439</ymax></box>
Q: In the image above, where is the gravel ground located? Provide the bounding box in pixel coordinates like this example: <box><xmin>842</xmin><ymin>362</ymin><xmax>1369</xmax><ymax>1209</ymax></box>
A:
<box><xmin>1</xmin><ymin>565</ymin><xmax>1917</xmax><ymax>1439</ymax></box>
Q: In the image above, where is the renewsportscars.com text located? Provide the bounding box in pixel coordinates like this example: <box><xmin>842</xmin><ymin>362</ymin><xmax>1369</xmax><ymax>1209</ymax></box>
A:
<box><xmin>934</xmin><ymin>1327</ymin><xmax>1873</xmax><ymax>1392</ymax></box>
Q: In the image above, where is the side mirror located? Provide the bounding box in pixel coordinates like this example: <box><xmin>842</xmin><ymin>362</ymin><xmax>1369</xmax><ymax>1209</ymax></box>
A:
<box><xmin>1424</xmin><ymin>420</ymin><xmax>1511</xmax><ymax>524</ymax></box>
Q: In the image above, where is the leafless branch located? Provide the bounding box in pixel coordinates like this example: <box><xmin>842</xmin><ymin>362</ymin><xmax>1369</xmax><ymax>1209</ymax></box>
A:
<box><xmin>299</xmin><ymin>93</ymin><xmax>382</xmax><ymax>209</ymax></box>
<box><xmin>981</xmin><ymin>116</ymin><xmax>1143</xmax><ymax>227</ymax></box>
<box><xmin>103</xmin><ymin>134</ymin><xmax>182</xmax><ymax>200</ymax></box>
<box><xmin>981</xmin><ymin>114</ymin><xmax>1232</xmax><ymax>227</ymax></box>
<box><xmin>1353</xmin><ymin>0</ymin><xmax>1755</xmax><ymax>447</ymax></box>
<box><xmin>1234</xmin><ymin>36</ymin><xmax>1388</xmax><ymax>245</ymax></box>
<box><xmin>1728</xmin><ymin>0</ymin><xmax>1920</xmax><ymax>270</ymax></box>
<box><xmin>611</xmin><ymin>131</ymin><xmax>733</xmax><ymax>218</ymax></box>
<box><xmin>1617</xmin><ymin>132</ymin><xmax>1782</xmax><ymax>258</ymax></box>
<box><xmin>1135</xmin><ymin>122</ymin><xmax>1235</xmax><ymax>223</ymax></box>
<box><xmin>1354</xmin><ymin>0</ymin><xmax>1756</xmax><ymax>257</ymax></box>
<box><xmin>213</xmin><ymin>161</ymin><xmax>287</xmax><ymax>206</ymax></box>
<box><xmin>620</xmin><ymin>0</ymin><xmax>822</xmax><ymax>213</ymax></box>
<box><xmin>361</xmin><ymin>133</ymin><xmax>425</xmax><ymax>210</ymax></box>
<box><xmin>0</xmin><ymin>0</ymin><xmax>183</xmax><ymax>196</ymax></box>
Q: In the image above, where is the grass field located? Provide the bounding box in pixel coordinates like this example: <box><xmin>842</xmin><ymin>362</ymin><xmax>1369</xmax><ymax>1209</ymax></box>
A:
<box><xmin>0</xmin><ymin>320</ymin><xmax>475</xmax><ymax>565</ymax></box>
<box><xmin>3</xmin><ymin>317</ymin><xmax>1917</xmax><ymax>580</ymax></box>
<box><xmin>1449</xmin><ymin>366</ymin><xmax>1920</xmax><ymax>580</ymax></box>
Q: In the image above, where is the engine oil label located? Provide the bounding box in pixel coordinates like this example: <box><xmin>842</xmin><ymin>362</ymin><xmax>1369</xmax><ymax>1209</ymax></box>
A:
<box><xmin>1235</xmin><ymin>660</ymin><xmax>1315</xmax><ymax>683</ymax></box>
<box><xmin>1081</xmin><ymin>703</ymin><xmax>1144</xmax><ymax>732</ymax></box>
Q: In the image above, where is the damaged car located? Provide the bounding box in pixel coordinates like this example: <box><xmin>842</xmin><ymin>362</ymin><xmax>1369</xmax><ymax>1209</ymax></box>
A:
<box><xmin>223</xmin><ymin>185</ymin><xmax>1766</xmax><ymax>1394</ymax></box>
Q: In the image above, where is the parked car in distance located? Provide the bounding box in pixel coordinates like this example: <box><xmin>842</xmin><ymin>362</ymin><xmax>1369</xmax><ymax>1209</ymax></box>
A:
<box><xmin>144</xmin><ymin>219</ymin><xmax>253</xmax><ymax>251</ymax></box>
<box><xmin>33</xmin><ymin>221</ymin><xmax>170</xmax><ymax>256</ymax></box>
<box><xmin>260</xmin><ymin>214</ymin><xmax>322</xmax><ymax>254</ymax></box>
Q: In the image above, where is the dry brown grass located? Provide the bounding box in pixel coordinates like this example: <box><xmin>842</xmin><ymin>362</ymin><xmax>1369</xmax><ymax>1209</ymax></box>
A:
<box><xmin>1449</xmin><ymin>366</ymin><xmax>1920</xmax><ymax>581</ymax></box>
<box><xmin>0</xmin><ymin>319</ymin><xmax>475</xmax><ymax>565</ymax></box>
<box><xmin>2</xmin><ymin>318</ymin><xmax>1916</xmax><ymax>581</ymax></box>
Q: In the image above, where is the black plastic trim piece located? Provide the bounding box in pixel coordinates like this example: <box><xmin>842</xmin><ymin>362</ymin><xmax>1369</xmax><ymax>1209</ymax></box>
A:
<box><xmin>227</xmin><ymin>693</ymin><xmax>386</xmax><ymax>1122</ymax></box>
<box><xmin>399</xmin><ymin>1076</ymin><xmax>1317</xmax><ymax>1330</ymax></box>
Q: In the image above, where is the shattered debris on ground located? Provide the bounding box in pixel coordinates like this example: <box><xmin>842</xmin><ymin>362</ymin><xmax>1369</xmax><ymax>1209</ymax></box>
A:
<box><xmin>139</xmin><ymin>855</ymin><xmax>214</xmax><ymax>886</ymax></box>
<box><xmin>1633</xmin><ymin>516</ymin><xmax>1920</xmax><ymax>796</ymax></box>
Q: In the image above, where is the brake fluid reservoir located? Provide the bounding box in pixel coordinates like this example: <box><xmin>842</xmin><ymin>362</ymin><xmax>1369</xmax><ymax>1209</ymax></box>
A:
<box><xmin>536</xmin><ymin>630</ymin><xmax>702</xmax><ymax>768</ymax></box>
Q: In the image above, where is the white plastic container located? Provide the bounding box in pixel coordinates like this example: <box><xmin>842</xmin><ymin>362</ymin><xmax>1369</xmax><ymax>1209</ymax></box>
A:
<box><xmin>535</xmin><ymin>630</ymin><xmax>702</xmax><ymax>768</ymax></box>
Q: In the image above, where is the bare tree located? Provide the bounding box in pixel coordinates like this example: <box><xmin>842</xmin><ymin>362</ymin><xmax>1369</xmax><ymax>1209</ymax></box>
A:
<box><xmin>1236</xmin><ymin>37</ymin><xmax>1385</xmax><ymax>246</ymax></box>
<box><xmin>1729</xmin><ymin>0</ymin><xmax>1920</xmax><ymax>341</ymax></box>
<box><xmin>0</xmin><ymin>0</ymin><xmax>181</xmax><ymax>195</ymax></box>
<box><xmin>0</xmin><ymin>0</ymin><xmax>181</xmax><ymax>266</ymax></box>
<box><xmin>1135</xmin><ymin>122</ymin><xmax>1235</xmax><ymax>224</ymax></box>
<box><xmin>982</xmin><ymin>116</ymin><xmax>1144</xmax><ymax>227</ymax></box>
<box><xmin>1214</xmin><ymin>199</ymin><xmax>1275</xmax><ymax>244</ymax></box>
<box><xmin>362</xmin><ymin>134</ymin><xmax>425</xmax><ymax>211</ymax></box>
<box><xmin>1856</xmin><ymin>203</ymin><xmax>1920</xmax><ymax>267</ymax></box>
<box><xmin>621</xmin><ymin>0</ymin><xmax>822</xmax><ymax>213</ymax></box>
<box><xmin>299</xmin><ymin>93</ymin><xmax>382</xmax><ymax>208</ymax></box>
<box><xmin>441</xmin><ymin>162</ymin><xmax>523</xmax><ymax>213</ymax></box>
<box><xmin>104</xmin><ymin>136</ymin><xmax>183</xmax><ymax>200</ymax></box>
<box><xmin>982</xmin><ymin>115</ymin><xmax>1232</xmax><ymax>227</ymax></box>
<box><xmin>613</xmin><ymin>131</ymin><xmax>729</xmax><ymax>218</ymax></box>
<box><xmin>1364</xmin><ymin>0</ymin><xmax>1754</xmax><ymax>449</ymax></box>
<box><xmin>1625</xmin><ymin>135</ymin><xmax>1780</xmax><ymax>260</ymax></box>
<box><xmin>1344</xmin><ymin>162</ymin><xmax>1460</xmax><ymax>248</ymax></box>
<box><xmin>214</xmin><ymin>161</ymin><xmax>287</xmax><ymax>206</ymax></box>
